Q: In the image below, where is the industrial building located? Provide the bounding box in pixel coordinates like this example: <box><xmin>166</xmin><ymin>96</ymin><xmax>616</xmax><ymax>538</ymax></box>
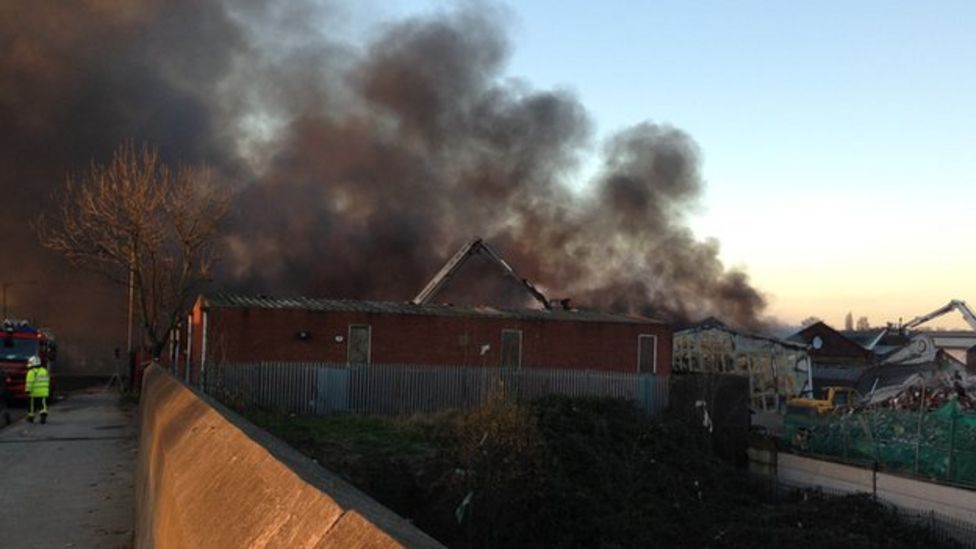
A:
<box><xmin>170</xmin><ymin>239</ymin><xmax>672</xmax><ymax>384</ymax></box>
<box><xmin>173</xmin><ymin>293</ymin><xmax>671</xmax><ymax>383</ymax></box>
<box><xmin>672</xmin><ymin>318</ymin><xmax>812</xmax><ymax>411</ymax></box>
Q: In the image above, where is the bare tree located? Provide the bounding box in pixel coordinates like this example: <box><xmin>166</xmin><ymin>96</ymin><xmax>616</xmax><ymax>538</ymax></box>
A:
<box><xmin>845</xmin><ymin>312</ymin><xmax>854</xmax><ymax>331</ymax></box>
<box><xmin>800</xmin><ymin>316</ymin><xmax>822</xmax><ymax>328</ymax></box>
<box><xmin>36</xmin><ymin>143</ymin><xmax>231</xmax><ymax>359</ymax></box>
<box><xmin>856</xmin><ymin>316</ymin><xmax>871</xmax><ymax>331</ymax></box>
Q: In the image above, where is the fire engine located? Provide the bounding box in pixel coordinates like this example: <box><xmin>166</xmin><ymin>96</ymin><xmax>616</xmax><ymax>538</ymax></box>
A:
<box><xmin>1</xmin><ymin>319</ymin><xmax>56</xmax><ymax>400</ymax></box>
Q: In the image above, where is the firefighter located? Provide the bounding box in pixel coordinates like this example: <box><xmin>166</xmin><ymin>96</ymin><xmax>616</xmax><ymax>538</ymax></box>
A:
<box><xmin>25</xmin><ymin>355</ymin><xmax>49</xmax><ymax>424</ymax></box>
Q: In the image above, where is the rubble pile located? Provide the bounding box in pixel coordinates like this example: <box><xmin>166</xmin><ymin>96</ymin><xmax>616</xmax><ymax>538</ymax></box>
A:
<box><xmin>863</xmin><ymin>371</ymin><xmax>976</xmax><ymax>411</ymax></box>
<box><xmin>786</xmin><ymin>376</ymin><xmax>976</xmax><ymax>486</ymax></box>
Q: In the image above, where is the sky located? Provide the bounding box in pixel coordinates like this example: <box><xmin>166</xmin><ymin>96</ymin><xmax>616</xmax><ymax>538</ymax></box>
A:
<box><xmin>383</xmin><ymin>0</ymin><xmax>976</xmax><ymax>329</ymax></box>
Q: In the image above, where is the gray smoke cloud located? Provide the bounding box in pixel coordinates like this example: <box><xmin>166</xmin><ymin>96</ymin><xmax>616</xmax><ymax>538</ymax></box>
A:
<box><xmin>0</xmin><ymin>1</ymin><xmax>766</xmax><ymax>371</ymax></box>
<box><xmin>0</xmin><ymin>1</ymin><xmax>246</xmax><ymax>371</ymax></box>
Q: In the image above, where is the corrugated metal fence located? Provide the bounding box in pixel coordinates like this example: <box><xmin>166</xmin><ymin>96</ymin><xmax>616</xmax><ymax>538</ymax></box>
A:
<box><xmin>202</xmin><ymin>362</ymin><xmax>669</xmax><ymax>417</ymax></box>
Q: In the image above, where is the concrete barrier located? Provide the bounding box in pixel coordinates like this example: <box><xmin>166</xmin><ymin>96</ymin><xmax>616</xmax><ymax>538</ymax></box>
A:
<box><xmin>135</xmin><ymin>364</ymin><xmax>444</xmax><ymax>548</ymax></box>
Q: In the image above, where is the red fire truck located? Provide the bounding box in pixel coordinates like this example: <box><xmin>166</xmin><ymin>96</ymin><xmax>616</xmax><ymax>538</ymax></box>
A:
<box><xmin>1</xmin><ymin>319</ymin><xmax>56</xmax><ymax>400</ymax></box>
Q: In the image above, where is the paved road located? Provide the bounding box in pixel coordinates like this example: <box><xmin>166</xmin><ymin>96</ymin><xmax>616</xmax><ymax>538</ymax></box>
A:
<box><xmin>2</xmin><ymin>403</ymin><xmax>26</xmax><ymax>427</ymax></box>
<box><xmin>0</xmin><ymin>391</ymin><xmax>136</xmax><ymax>548</ymax></box>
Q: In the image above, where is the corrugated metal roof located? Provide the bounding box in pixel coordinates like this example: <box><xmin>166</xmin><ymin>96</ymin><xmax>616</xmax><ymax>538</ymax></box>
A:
<box><xmin>929</xmin><ymin>333</ymin><xmax>976</xmax><ymax>347</ymax></box>
<box><xmin>204</xmin><ymin>293</ymin><xmax>665</xmax><ymax>325</ymax></box>
<box><xmin>926</xmin><ymin>330</ymin><xmax>976</xmax><ymax>337</ymax></box>
<box><xmin>856</xmin><ymin>363</ymin><xmax>939</xmax><ymax>394</ymax></box>
<box><xmin>810</xmin><ymin>363</ymin><xmax>941</xmax><ymax>394</ymax></box>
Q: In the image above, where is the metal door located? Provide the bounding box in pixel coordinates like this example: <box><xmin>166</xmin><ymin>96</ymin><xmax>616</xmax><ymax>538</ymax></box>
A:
<box><xmin>501</xmin><ymin>329</ymin><xmax>521</xmax><ymax>368</ymax></box>
<box><xmin>348</xmin><ymin>325</ymin><xmax>371</xmax><ymax>365</ymax></box>
<box><xmin>638</xmin><ymin>334</ymin><xmax>657</xmax><ymax>373</ymax></box>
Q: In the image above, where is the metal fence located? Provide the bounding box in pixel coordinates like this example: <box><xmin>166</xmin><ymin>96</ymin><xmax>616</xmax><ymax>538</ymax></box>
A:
<box><xmin>759</xmin><ymin>477</ymin><xmax>976</xmax><ymax>549</ymax></box>
<box><xmin>898</xmin><ymin>507</ymin><xmax>976</xmax><ymax>549</ymax></box>
<box><xmin>783</xmin><ymin>401</ymin><xmax>976</xmax><ymax>488</ymax></box>
<box><xmin>202</xmin><ymin>361</ymin><xmax>669</xmax><ymax>417</ymax></box>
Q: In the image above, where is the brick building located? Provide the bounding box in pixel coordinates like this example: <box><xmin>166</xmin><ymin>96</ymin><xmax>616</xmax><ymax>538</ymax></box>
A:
<box><xmin>172</xmin><ymin>293</ymin><xmax>671</xmax><ymax>384</ymax></box>
<box><xmin>789</xmin><ymin>321</ymin><xmax>874</xmax><ymax>365</ymax></box>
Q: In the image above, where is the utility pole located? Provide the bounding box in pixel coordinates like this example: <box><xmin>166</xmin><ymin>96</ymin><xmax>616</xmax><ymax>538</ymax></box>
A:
<box><xmin>1</xmin><ymin>280</ymin><xmax>38</xmax><ymax>319</ymax></box>
<box><xmin>113</xmin><ymin>252</ymin><xmax>135</xmax><ymax>394</ymax></box>
<box><xmin>126</xmin><ymin>256</ymin><xmax>134</xmax><ymax>356</ymax></box>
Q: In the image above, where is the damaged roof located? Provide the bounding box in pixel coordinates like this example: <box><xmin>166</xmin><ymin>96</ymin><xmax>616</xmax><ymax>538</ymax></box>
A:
<box><xmin>204</xmin><ymin>293</ymin><xmax>665</xmax><ymax>325</ymax></box>
<box><xmin>677</xmin><ymin>317</ymin><xmax>808</xmax><ymax>350</ymax></box>
<box><xmin>411</xmin><ymin>237</ymin><xmax>551</xmax><ymax>309</ymax></box>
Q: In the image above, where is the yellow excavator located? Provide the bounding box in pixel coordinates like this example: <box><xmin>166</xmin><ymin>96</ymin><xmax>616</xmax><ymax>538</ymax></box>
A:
<box><xmin>786</xmin><ymin>386</ymin><xmax>859</xmax><ymax>416</ymax></box>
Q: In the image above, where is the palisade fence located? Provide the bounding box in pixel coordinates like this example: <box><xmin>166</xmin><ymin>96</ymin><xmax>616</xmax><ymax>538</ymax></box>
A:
<box><xmin>200</xmin><ymin>361</ymin><xmax>669</xmax><ymax>417</ymax></box>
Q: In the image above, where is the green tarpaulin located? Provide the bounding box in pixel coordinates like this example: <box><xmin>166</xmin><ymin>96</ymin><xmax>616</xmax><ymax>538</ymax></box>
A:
<box><xmin>784</xmin><ymin>400</ymin><xmax>976</xmax><ymax>486</ymax></box>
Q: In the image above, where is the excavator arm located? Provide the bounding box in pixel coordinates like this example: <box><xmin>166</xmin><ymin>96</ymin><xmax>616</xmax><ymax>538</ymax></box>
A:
<box><xmin>902</xmin><ymin>299</ymin><xmax>976</xmax><ymax>332</ymax></box>
<box><xmin>957</xmin><ymin>300</ymin><xmax>976</xmax><ymax>330</ymax></box>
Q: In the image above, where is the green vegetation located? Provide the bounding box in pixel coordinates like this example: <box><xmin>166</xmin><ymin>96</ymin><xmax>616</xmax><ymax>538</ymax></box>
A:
<box><xmin>247</xmin><ymin>397</ymin><xmax>962</xmax><ymax>548</ymax></box>
<box><xmin>247</xmin><ymin>412</ymin><xmax>444</xmax><ymax>464</ymax></box>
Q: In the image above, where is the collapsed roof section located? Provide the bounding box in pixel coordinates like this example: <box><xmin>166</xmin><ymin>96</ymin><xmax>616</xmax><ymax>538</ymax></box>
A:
<box><xmin>411</xmin><ymin>237</ymin><xmax>552</xmax><ymax>310</ymax></box>
<box><xmin>683</xmin><ymin>317</ymin><xmax>809</xmax><ymax>351</ymax></box>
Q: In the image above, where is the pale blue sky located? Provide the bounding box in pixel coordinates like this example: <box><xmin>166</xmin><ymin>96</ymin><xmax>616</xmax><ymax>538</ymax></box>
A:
<box><xmin>380</xmin><ymin>1</ymin><xmax>976</xmax><ymax>327</ymax></box>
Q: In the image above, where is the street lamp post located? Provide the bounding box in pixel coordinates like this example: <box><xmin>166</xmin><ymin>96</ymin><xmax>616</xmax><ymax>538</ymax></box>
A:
<box><xmin>2</xmin><ymin>280</ymin><xmax>38</xmax><ymax>319</ymax></box>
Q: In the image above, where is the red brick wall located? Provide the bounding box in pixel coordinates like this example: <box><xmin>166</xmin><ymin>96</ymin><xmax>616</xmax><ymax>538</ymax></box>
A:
<box><xmin>196</xmin><ymin>305</ymin><xmax>671</xmax><ymax>375</ymax></box>
<box><xmin>794</xmin><ymin>322</ymin><xmax>872</xmax><ymax>362</ymax></box>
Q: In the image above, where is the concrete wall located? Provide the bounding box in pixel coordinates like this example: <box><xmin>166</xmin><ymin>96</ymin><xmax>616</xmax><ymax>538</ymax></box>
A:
<box><xmin>135</xmin><ymin>364</ymin><xmax>444</xmax><ymax>548</ymax></box>
<box><xmin>765</xmin><ymin>451</ymin><xmax>976</xmax><ymax>525</ymax></box>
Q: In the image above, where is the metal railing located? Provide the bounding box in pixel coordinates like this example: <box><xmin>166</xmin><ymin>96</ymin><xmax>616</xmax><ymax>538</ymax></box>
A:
<box><xmin>202</xmin><ymin>361</ymin><xmax>669</xmax><ymax>417</ymax></box>
<box><xmin>759</xmin><ymin>477</ymin><xmax>976</xmax><ymax>548</ymax></box>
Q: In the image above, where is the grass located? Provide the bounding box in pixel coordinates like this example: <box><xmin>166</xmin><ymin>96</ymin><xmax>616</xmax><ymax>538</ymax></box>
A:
<box><xmin>248</xmin><ymin>411</ymin><xmax>445</xmax><ymax>464</ymax></box>
<box><xmin>246</xmin><ymin>409</ymin><xmax>459</xmax><ymax>528</ymax></box>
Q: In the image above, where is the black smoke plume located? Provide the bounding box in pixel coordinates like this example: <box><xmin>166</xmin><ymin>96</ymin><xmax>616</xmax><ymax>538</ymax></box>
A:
<box><xmin>0</xmin><ymin>2</ymin><xmax>766</xmax><ymax>371</ymax></box>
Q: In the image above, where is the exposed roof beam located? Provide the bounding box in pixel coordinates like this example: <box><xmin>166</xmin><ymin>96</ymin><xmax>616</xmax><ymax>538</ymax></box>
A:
<box><xmin>411</xmin><ymin>237</ymin><xmax>551</xmax><ymax>309</ymax></box>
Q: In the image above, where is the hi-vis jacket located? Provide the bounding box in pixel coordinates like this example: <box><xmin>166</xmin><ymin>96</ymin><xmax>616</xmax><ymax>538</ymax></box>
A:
<box><xmin>26</xmin><ymin>367</ymin><xmax>50</xmax><ymax>398</ymax></box>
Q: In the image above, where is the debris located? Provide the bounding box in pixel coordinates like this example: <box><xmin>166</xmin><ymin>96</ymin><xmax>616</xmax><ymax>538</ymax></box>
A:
<box><xmin>694</xmin><ymin>399</ymin><xmax>714</xmax><ymax>433</ymax></box>
<box><xmin>864</xmin><ymin>371</ymin><xmax>976</xmax><ymax>411</ymax></box>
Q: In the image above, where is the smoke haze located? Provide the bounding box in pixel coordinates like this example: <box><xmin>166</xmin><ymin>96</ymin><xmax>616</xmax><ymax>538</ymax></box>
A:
<box><xmin>0</xmin><ymin>1</ymin><xmax>767</xmax><ymax>370</ymax></box>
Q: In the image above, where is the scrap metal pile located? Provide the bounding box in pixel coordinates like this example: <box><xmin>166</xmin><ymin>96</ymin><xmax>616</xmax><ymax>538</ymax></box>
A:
<box><xmin>784</xmin><ymin>369</ymin><xmax>976</xmax><ymax>487</ymax></box>
<box><xmin>862</xmin><ymin>370</ymin><xmax>976</xmax><ymax>412</ymax></box>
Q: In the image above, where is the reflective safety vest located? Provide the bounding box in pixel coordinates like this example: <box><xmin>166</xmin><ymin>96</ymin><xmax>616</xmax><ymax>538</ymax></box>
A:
<box><xmin>26</xmin><ymin>367</ymin><xmax>50</xmax><ymax>398</ymax></box>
